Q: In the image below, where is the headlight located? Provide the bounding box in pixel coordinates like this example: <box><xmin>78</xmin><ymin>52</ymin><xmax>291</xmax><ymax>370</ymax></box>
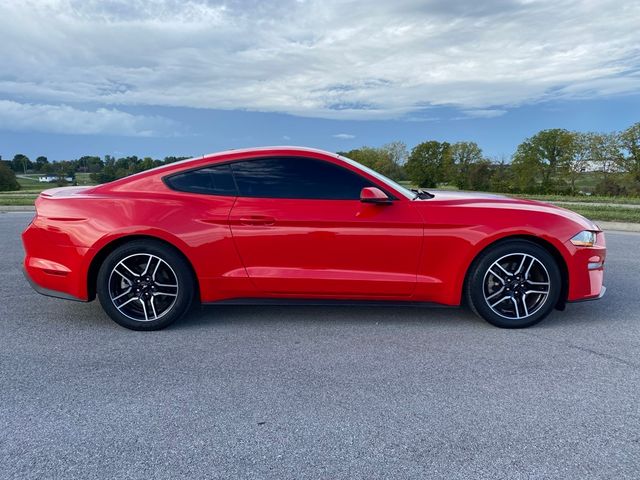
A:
<box><xmin>570</xmin><ymin>231</ymin><xmax>597</xmax><ymax>247</ymax></box>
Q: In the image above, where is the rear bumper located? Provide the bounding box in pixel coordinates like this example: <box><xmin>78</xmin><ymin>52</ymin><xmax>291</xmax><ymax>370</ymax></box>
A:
<box><xmin>23</xmin><ymin>266</ymin><xmax>86</xmax><ymax>302</ymax></box>
<box><xmin>22</xmin><ymin>219</ymin><xmax>92</xmax><ymax>301</ymax></box>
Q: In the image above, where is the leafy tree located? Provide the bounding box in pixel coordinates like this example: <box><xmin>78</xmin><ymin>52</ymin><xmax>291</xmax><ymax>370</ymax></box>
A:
<box><xmin>90</xmin><ymin>156</ymin><xmax>117</xmax><ymax>183</ymax></box>
<box><xmin>619</xmin><ymin>122</ymin><xmax>640</xmax><ymax>191</ymax></box>
<box><xmin>467</xmin><ymin>159</ymin><xmax>494</xmax><ymax>191</ymax></box>
<box><xmin>567</xmin><ymin>132</ymin><xmax>591</xmax><ymax>194</ymax></box>
<box><xmin>512</xmin><ymin>129</ymin><xmax>575</xmax><ymax>193</ymax></box>
<box><xmin>381</xmin><ymin>141</ymin><xmax>409</xmax><ymax>165</ymax></box>
<box><xmin>589</xmin><ymin>132</ymin><xmax>622</xmax><ymax>179</ymax></box>
<box><xmin>35</xmin><ymin>156</ymin><xmax>49</xmax><ymax>172</ymax></box>
<box><xmin>450</xmin><ymin>141</ymin><xmax>484</xmax><ymax>190</ymax></box>
<box><xmin>339</xmin><ymin>146</ymin><xmax>405</xmax><ymax>180</ymax></box>
<box><xmin>140</xmin><ymin>157</ymin><xmax>156</xmax><ymax>171</ymax></box>
<box><xmin>589</xmin><ymin>132</ymin><xmax>623</xmax><ymax>195</ymax></box>
<box><xmin>163</xmin><ymin>156</ymin><xmax>190</xmax><ymax>164</ymax></box>
<box><xmin>405</xmin><ymin>141</ymin><xmax>452</xmax><ymax>188</ymax></box>
<box><xmin>489</xmin><ymin>157</ymin><xmax>514</xmax><ymax>193</ymax></box>
<box><xmin>0</xmin><ymin>162</ymin><xmax>20</xmax><ymax>191</ymax></box>
<box><xmin>11</xmin><ymin>154</ymin><xmax>32</xmax><ymax>174</ymax></box>
<box><xmin>78</xmin><ymin>156</ymin><xmax>104</xmax><ymax>173</ymax></box>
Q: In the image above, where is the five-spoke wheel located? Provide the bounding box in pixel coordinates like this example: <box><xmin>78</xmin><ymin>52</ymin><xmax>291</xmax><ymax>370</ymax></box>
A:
<box><xmin>466</xmin><ymin>240</ymin><xmax>561</xmax><ymax>328</ymax></box>
<box><xmin>97</xmin><ymin>240</ymin><xmax>195</xmax><ymax>330</ymax></box>
<box><xmin>108</xmin><ymin>254</ymin><xmax>179</xmax><ymax>322</ymax></box>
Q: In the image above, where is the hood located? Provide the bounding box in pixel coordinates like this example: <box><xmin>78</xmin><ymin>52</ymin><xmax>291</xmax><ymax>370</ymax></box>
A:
<box><xmin>418</xmin><ymin>190</ymin><xmax>600</xmax><ymax>231</ymax></box>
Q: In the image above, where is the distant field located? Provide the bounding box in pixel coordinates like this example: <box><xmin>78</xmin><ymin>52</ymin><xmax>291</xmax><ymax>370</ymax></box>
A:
<box><xmin>16</xmin><ymin>176</ymin><xmax>49</xmax><ymax>192</ymax></box>
<box><xmin>561</xmin><ymin>204</ymin><xmax>640</xmax><ymax>223</ymax></box>
<box><xmin>0</xmin><ymin>194</ymin><xmax>38</xmax><ymax>206</ymax></box>
<box><xmin>75</xmin><ymin>173</ymin><xmax>95</xmax><ymax>186</ymax></box>
<box><xmin>514</xmin><ymin>194</ymin><xmax>640</xmax><ymax>205</ymax></box>
<box><xmin>15</xmin><ymin>172</ymin><xmax>96</xmax><ymax>190</ymax></box>
<box><xmin>4</xmin><ymin>173</ymin><xmax>96</xmax><ymax>205</ymax></box>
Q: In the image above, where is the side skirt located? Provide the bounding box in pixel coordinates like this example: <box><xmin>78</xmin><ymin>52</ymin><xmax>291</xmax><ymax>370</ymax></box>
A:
<box><xmin>202</xmin><ymin>297</ymin><xmax>456</xmax><ymax>308</ymax></box>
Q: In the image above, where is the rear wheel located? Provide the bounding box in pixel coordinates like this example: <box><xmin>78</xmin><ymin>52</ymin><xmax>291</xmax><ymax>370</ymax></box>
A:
<box><xmin>466</xmin><ymin>240</ymin><xmax>562</xmax><ymax>328</ymax></box>
<box><xmin>97</xmin><ymin>240</ymin><xmax>195</xmax><ymax>330</ymax></box>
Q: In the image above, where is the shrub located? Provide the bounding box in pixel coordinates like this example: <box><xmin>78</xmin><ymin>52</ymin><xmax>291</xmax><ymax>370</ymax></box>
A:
<box><xmin>0</xmin><ymin>163</ymin><xmax>20</xmax><ymax>191</ymax></box>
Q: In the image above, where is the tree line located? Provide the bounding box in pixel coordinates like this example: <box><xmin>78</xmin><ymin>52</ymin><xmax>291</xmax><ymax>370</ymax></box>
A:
<box><xmin>0</xmin><ymin>155</ymin><xmax>190</xmax><ymax>190</ymax></box>
<box><xmin>340</xmin><ymin>122</ymin><xmax>640</xmax><ymax>196</ymax></box>
<box><xmin>1</xmin><ymin>121</ymin><xmax>639</xmax><ymax>195</ymax></box>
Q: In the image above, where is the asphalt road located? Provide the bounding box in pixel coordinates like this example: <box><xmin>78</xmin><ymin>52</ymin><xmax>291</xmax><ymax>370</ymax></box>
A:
<box><xmin>1</xmin><ymin>212</ymin><xmax>639</xmax><ymax>479</ymax></box>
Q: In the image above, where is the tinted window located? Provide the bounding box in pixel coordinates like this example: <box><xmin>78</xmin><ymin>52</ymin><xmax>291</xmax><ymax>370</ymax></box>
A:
<box><xmin>230</xmin><ymin>157</ymin><xmax>374</xmax><ymax>200</ymax></box>
<box><xmin>165</xmin><ymin>164</ymin><xmax>237</xmax><ymax>196</ymax></box>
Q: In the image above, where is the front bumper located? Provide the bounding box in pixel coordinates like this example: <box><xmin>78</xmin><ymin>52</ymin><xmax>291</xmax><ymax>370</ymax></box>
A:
<box><xmin>565</xmin><ymin>231</ymin><xmax>606</xmax><ymax>302</ymax></box>
<box><xmin>567</xmin><ymin>285</ymin><xmax>606</xmax><ymax>303</ymax></box>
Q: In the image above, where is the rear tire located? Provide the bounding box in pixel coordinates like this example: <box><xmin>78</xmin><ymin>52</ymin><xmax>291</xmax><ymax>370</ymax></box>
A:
<box><xmin>465</xmin><ymin>240</ymin><xmax>561</xmax><ymax>328</ymax></box>
<box><xmin>97</xmin><ymin>240</ymin><xmax>195</xmax><ymax>331</ymax></box>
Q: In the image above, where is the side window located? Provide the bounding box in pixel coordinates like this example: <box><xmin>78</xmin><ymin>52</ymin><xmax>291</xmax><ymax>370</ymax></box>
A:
<box><xmin>230</xmin><ymin>157</ymin><xmax>375</xmax><ymax>200</ymax></box>
<box><xmin>165</xmin><ymin>164</ymin><xmax>237</xmax><ymax>196</ymax></box>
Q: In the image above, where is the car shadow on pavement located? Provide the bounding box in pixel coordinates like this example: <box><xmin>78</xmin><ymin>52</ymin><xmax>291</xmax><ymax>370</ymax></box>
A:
<box><xmin>175</xmin><ymin>303</ymin><xmax>482</xmax><ymax>331</ymax></box>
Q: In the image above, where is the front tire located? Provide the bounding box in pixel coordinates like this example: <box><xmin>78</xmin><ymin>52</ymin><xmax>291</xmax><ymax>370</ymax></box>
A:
<box><xmin>97</xmin><ymin>240</ymin><xmax>195</xmax><ymax>331</ymax></box>
<box><xmin>466</xmin><ymin>240</ymin><xmax>562</xmax><ymax>328</ymax></box>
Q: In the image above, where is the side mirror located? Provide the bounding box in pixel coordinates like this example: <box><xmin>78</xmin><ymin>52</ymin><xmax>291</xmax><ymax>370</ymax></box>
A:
<box><xmin>360</xmin><ymin>187</ymin><xmax>391</xmax><ymax>204</ymax></box>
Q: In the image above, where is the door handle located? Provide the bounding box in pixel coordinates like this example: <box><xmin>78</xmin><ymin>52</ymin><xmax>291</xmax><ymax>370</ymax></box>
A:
<box><xmin>239</xmin><ymin>216</ymin><xmax>276</xmax><ymax>226</ymax></box>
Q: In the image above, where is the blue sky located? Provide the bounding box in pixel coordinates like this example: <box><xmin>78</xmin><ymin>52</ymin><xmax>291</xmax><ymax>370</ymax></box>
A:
<box><xmin>1</xmin><ymin>0</ymin><xmax>639</xmax><ymax>161</ymax></box>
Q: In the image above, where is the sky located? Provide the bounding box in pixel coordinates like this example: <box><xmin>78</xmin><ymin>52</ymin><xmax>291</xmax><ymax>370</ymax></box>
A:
<box><xmin>0</xmin><ymin>0</ymin><xmax>639</xmax><ymax>161</ymax></box>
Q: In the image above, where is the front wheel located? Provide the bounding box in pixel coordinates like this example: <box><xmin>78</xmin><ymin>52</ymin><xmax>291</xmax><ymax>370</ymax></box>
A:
<box><xmin>97</xmin><ymin>240</ymin><xmax>195</xmax><ymax>331</ymax></box>
<box><xmin>465</xmin><ymin>240</ymin><xmax>562</xmax><ymax>328</ymax></box>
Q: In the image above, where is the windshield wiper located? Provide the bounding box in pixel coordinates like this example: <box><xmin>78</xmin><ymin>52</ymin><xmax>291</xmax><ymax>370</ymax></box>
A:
<box><xmin>411</xmin><ymin>188</ymin><xmax>434</xmax><ymax>199</ymax></box>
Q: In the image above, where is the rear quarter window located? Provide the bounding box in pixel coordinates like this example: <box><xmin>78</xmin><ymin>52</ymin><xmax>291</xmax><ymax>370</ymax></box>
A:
<box><xmin>164</xmin><ymin>164</ymin><xmax>237</xmax><ymax>196</ymax></box>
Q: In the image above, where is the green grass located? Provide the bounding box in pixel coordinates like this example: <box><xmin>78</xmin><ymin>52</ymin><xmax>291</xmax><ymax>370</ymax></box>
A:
<box><xmin>0</xmin><ymin>194</ymin><xmax>38</xmax><ymax>206</ymax></box>
<box><xmin>515</xmin><ymin>194</ymin><xmax>640</xmax><ymax>205</ymax></box>
<box><xmin>75</xmin><ymin>172</ymin><xmax>95</xmax><ymax>186</ymax></box>
<box><xmin>16</xmin><ymin>177</ymin><xmax>49</xmax><ymax>191</ymax></box>
<box><xmin>561</xmin><ymin>205</ymin><xmax>640</xmax><ymax>223</ymax></box>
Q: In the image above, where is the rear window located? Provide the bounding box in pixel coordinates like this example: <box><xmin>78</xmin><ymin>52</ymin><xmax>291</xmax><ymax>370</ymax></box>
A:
<box><xmin>165</xmin><ymin>164</ymin><xmax>237</xmax><ymax>196</ymax></box>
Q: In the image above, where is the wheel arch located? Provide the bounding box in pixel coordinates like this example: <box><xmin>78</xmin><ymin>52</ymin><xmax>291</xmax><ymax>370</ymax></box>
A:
<box><xmin>86</xmin><ymin>234</ymin><xmax>200</xmax><ymax>302</ymax></box>
<box><xmin>462</xmin><ymin>234</ymin><xmax>569</xmax><ymax>310</ymax></box>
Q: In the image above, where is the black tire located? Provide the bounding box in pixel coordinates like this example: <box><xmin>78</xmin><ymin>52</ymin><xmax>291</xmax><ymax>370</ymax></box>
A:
<box><xmin>97</xmin><ymin>240</ymin><xmax>195</xmax><ymax>331</ymax></box>
<box><xmin>465</xmin><ymin>240</ymin><xmax>562</xmax><ymax>328</ymax></box>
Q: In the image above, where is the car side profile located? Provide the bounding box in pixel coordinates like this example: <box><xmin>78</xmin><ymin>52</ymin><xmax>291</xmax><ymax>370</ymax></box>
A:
<box><xmin>22</xmin><ymin>147</ymin><xmax>606</xmax><ymax>330</ymax></box>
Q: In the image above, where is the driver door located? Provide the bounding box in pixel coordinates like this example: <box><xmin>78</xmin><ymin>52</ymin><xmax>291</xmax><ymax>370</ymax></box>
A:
<box><xmin>227</xmin><ymin>156</ymin><xmax>424</xmax><ymax>297</ymax></box>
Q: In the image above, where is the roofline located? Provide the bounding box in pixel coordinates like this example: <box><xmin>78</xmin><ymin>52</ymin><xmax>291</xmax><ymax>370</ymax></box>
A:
<box><xmin>196</xmin><ymin>146</ymin><xmax>339</xmax><ymax>161</ymax></box>
<box><xmin>88</xmin><ymin>146</ymin><xmax>342</xmax><ymax>192</ymax></box>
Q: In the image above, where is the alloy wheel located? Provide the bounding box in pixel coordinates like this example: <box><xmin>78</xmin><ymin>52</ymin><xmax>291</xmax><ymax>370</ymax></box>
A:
<box><xmin>482</xmin><ymin>252</ymin><xmax>550</xmax><ymax>320</ymax></box>
<box><xmin>108</xmin><ymin>253</ymin><xmax>179</xmax><ymax>322</ymax></box>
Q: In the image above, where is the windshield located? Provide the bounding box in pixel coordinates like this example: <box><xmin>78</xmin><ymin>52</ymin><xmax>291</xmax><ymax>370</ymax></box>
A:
<box><xmin>337</xmin><ymin>155</ymin><xmax>416</xmax><ymax>200</ymax></box>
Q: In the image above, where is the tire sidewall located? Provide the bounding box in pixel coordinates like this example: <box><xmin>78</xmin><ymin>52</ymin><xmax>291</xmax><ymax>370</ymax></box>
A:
<box><xmin>467</xmin><ymin>240</ymin><xmax>562</xmax><ymax>328</ymax></box>
<box><xmin>97</xmin><ymin>240</ymin><xmax>194</xmax><ymax>330</ymax></box>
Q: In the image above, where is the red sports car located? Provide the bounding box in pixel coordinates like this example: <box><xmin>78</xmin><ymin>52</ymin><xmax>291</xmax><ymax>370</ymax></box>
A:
<box><xmin>22</xmin><ymin>147</ymin><xmax>606</xmax><ymax>330</ymax></box>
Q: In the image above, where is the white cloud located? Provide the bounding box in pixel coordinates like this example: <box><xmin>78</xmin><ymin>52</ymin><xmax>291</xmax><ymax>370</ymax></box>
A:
<box><xmin>459</xmin><ymin>109</ymin><xmax>507</xmax><ymax>119</ymax></box>
<box><xmin>0</xmin><ymin>0</ymin><xmax>638</xmax><ymax>122</ymax></box>
<box><xmin>333</xmin><ymin>133</ymin><xmax>355</xmax><ymax>139</ymax></box>
<box><xmin>0</xmin><ymin>100</ymin><xmax>179</xmax><ymax>136</ymax></box>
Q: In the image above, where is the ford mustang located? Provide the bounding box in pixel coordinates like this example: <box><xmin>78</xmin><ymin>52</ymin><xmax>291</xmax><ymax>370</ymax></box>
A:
<box><xmin>22</xmin><ymin>147</ymin><xmax>606</xmax><ymax>330</ymax></box>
